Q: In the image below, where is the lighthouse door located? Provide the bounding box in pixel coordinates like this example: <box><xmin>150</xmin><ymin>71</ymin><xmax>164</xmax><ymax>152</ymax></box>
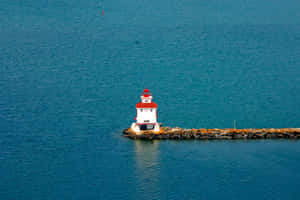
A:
<box><xmin>140</xmin><ymin>124</ymin><xmax>155</xmax><ymax>130</ymax></box>
<box><xmin>140</xmin><ymin>124</ymin><xmax>148</xmax><ymax>130</ymax></box>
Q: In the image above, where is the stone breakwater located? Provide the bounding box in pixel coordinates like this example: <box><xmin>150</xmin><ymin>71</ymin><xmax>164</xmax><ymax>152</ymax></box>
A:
<box><xmin>123</xmin><ymin>127</ymin><xmax>300</xmax><ymax>140</ymax></box>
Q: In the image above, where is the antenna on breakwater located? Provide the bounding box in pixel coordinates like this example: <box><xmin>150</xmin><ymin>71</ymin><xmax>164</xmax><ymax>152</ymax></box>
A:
<box><xmin>234</xmin><ymin>120</ymin><xmax>236</xmax><ymax>130</ymax></box>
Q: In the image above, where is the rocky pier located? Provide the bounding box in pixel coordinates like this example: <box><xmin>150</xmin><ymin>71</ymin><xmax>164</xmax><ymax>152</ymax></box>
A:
<box><xmin>123</xmin><ymin>127</ymin><xmax>300</xmax><ymax>140</ymax></box>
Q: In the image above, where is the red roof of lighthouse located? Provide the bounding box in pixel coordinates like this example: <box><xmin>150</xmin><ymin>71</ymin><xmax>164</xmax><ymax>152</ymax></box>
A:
<box><xmin>142</xmin><ymin>88</ymin><xmax>151</xmax><ymax>97</ymax></box>
<box><xmin>136</xmin><ymin>102</ymin><xmax>157</xmax><ymax>108</ymax></box>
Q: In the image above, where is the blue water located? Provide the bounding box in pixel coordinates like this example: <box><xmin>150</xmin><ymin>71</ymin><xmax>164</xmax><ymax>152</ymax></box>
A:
<box><xmin>1</xmin><ymin>0</ymin><xmax>300</xmax><ymax>199</ymax></box>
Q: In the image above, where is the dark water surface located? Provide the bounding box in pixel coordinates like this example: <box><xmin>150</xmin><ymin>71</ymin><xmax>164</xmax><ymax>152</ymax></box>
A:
<box><xmin>1</xmin><ymin>0</ymin><xmax>300</xmax><ymax>199</ymax></box>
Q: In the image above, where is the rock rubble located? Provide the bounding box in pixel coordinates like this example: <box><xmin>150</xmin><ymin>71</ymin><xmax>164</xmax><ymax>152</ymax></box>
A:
<box><xmin>123</xmin><ymin>127</ymin><xmax>300</xmax><ymax>140</ymax></box>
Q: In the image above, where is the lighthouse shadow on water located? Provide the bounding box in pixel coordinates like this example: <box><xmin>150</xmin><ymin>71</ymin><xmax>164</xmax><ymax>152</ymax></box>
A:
<box><xmin>134</xmin><ymin>140</ymin><xmax>161</xmax><ymax>199</ymax></box>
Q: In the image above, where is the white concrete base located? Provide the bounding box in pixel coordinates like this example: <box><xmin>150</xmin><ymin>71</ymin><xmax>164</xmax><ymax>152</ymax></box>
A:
<box><xmin>154</xmin><ymin>123</ymin><xmax>160</xmax><ymax>133</ymax></box>
<box><xmin>131</xmin><ymin>123</ymin><xmax>141</xmax><ymax>134</ymax></box>
<box><xmin>131</xmin><ymin>122</ymin><xmax>160</xmax><ymax>134</ymax></box>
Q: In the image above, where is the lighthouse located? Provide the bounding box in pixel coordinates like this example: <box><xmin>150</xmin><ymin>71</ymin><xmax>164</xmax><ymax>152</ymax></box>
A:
<box><xmin>131</xmin><ymin>88</ymin><xmax>160</xmax><ymax>133</ymax></box>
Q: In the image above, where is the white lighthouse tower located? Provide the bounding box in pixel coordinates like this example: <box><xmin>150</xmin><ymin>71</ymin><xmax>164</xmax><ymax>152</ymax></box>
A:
<box><xmin>131</xmin><ymin>88</ymin><xmax>160</xmax><ymax>133</ymax></box>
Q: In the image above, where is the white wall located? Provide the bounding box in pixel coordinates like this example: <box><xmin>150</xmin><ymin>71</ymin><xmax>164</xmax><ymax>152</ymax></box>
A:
<box><xmin>141</xmin><ymin>96</ymin><xmax>152</xmax><ymax>103</ymax></box>
<box><xmin>136</xmin><ymin>108</ymin><xmax>157</xmax><ymax>124</ymax></box>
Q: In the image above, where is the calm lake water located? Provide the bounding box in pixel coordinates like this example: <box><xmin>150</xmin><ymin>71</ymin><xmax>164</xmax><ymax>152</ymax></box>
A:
<box><xmin>1</xmin><ymin>0</ymin><xmax>300</xmax><ymax>199</ymax></box>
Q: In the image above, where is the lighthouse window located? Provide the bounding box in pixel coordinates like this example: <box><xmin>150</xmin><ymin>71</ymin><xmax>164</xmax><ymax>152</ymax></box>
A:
<box><xmin>150</xmin><ymin>109</ymin><xmax>152</xmax><ymax>112</ymax></box>
<box><xmin>145</xmin><ymin>100</ymin><xmax>148</xmax><ymax>103</ymax></box>
<box><xmin>141</xmin><ymin>109</ymin><xmax>143</xmax><ymax>112</ymax></box>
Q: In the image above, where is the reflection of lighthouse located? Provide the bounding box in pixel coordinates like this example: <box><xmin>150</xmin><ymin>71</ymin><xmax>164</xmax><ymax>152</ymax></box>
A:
<box><xmin>131</xmin><ymin>88</ymin><xmax>160</xmax><ymax>134</ymax></box>
<box><xmin>134</xmin><ymin>140</ymin><xmax>160</xmax><ymax>199</ymax></box>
